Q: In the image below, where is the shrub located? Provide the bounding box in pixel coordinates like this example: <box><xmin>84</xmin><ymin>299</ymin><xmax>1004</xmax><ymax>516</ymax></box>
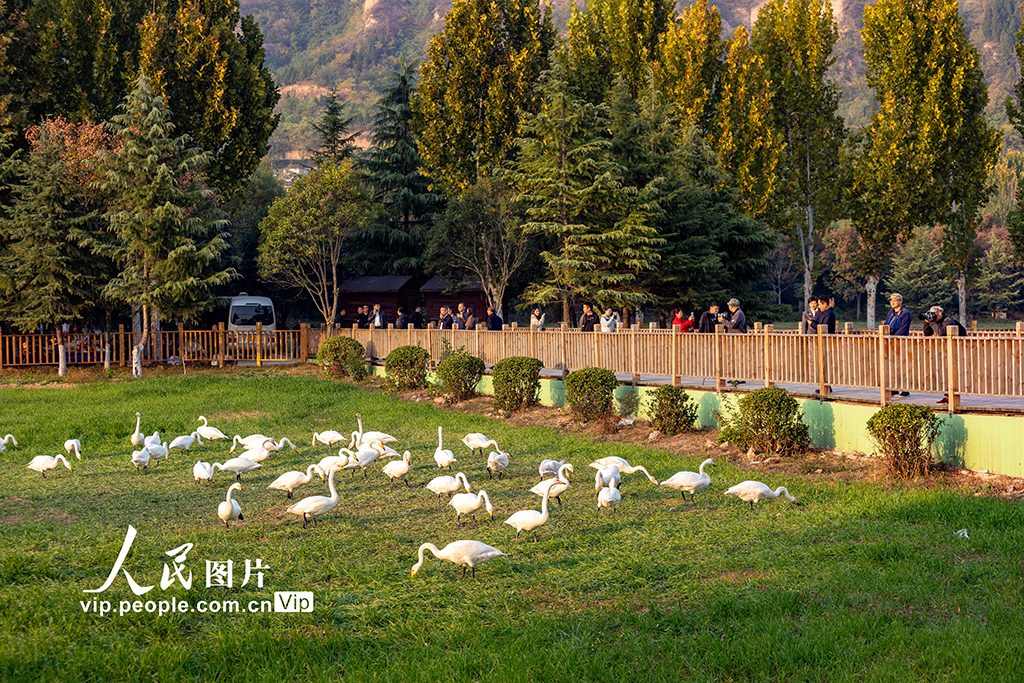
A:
<box><xmin>650</xmin><ymin>385</ymin><xmax>699</xmax><ymax>435</ymax></box>
<box><xmin>384</xmin><ymin>345</ymin><xmax>431</xmax><ymax>391</ymax></box>
<box><xmin>316</xmin><ymin>335</ymin><xmax>366</xmax><ymax>380</ymax></box>
<box><xmin>717</xmin><ymin>386</ymin><xmax>810</xmax><ymax>456</ymax></box>
<box><xmin>436</xmin><ymin>352</ymin><xmax>485</xmax><ymax>402</ymax></box>
<box><xmin>867</xmin><ymin>404</ymin><xmax>942</xmax><ymax>479</ymax></box>
<box><xmin>565</xmin><ymin>366</ymin><xmax>617</xmax><ymax>422</ymax></box>
<box><xmin>492</xmin><ymin>356</ymin><xmax>544</xmax><ymax>413</ymax></box>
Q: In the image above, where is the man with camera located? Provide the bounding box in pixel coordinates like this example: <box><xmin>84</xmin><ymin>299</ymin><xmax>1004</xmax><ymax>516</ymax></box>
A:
<box><xmin>724</xmin><ymin>298</ymin><xmax>746</xmax><ymax>333</ymax></box>
<box><xmin>921</xmin><ymin>306</ymin><xmax>966</xmax><ymax>403</ymax></box>
<box><xmin>698</xmin><ymin>302</ymin><xmax>720</xmax><ymax>333</ymax></box>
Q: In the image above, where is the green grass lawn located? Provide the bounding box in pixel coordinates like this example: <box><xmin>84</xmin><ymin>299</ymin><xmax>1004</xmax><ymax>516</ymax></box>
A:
<box><xmin>1</xmin><ymin>371</ymin><xmax>1022</xmax><ymax>681</ymax></box>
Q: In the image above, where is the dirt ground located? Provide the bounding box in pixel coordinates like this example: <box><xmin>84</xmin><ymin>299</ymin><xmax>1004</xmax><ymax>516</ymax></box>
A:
<box><xmin>3</xmin><ymin>362</ymin><xmax>1021</xmax><ymax>500</ymax></box>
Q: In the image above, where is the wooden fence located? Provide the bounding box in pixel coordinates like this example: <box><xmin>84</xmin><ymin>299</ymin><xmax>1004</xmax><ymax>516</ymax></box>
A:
<box><xmin>5</xmin><ymin>320</ymin><xmax>1024</xmax><ymax>413</ymax></box>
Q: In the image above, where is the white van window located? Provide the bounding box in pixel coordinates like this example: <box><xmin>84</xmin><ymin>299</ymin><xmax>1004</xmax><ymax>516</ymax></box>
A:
<box><xmin>231</xmin><ymin>304</ymin><xmax>275</xmax><ymax>327</ymax></box>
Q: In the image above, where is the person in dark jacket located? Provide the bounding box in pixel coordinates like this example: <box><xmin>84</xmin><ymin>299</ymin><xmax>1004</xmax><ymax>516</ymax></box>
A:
<box><xmin>486</xmin><ymin>307</ymin><xmax>503</xmax><ymax>330</ymax></box>
<box><xmin>579</xmin><ymin>304</ymin><xmax>599</xmax><ymax>332</ymax></box>
<box><xmin>698</xmin><ymin>302</ymin><xmax>720</xmax><ymax>333</ymax></box>
<box><xmin>803</xmin><ymin>296</ymin><xmax>819</xmax><ymax>333</ymax></box>
<box><xmin>355</xmin><ymin>306</ymin><xmax>369</xmax><ymax>329</ymax></box>
<box><xmin>725</xmin><ymin>298</ymin><xmax>746</xmax><ymax>333</ymax></box>
<box><xmin>922</xmin><ymin>306</ymin><xmax>967</xmax><ymax>404</ymax></box>
<box><xmin>884</xmin><ymin>293</ymin><xmax>912</xmax><ymax>397</ymax></box>
<box><xmin>409</xmin><ymin>306</ymin><xmax>424</xmax><ymax>329</ymax></box>
<box><xmin>395</xmin><ymin>307</ymin><xmax>410</xmax><ymax>330</ymax></box>
<box><xmin>814</xmin><ymin>295</ymin><xmax>836</xmax><ymax>334</ymax></box>
<box><xmin>438</xmin><ymin>306</ymin><xmax>454</xmax><ymax>330</ymax></box>
<box><xmin>336</xmin><ymin>308</ymin><xmax>347</xmax><ymax>329</ymax></box>
<box><xmin>371</xmin><ymin>303</ymin><xmax>388</xmax><ymax>329</ymax></box>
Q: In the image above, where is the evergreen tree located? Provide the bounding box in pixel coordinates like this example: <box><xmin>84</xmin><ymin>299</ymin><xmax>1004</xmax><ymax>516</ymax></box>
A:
<box><xmin>886</xmin><ymin>227</ymin><xmax>956</xmax><ymax>314</ymax></box>
<box><xmin>220</xmin><ymin>160</ymin><xmax>285</xmax><ymax>295</ymax></box>
<box><xmin>973</xmin><ymin>233</ymin><xmax>1024</xmax><ymax>315</ymax></box>
<box><xmin>413</xmin><ymin>0</ymin><xmax>556</xmax><ymax>193</ymax></box>
<box><xmin>99</xmin><ymin>72</ymin><xmax>237</xmax><ymax>374</ymax></box>
<box><xmin>309</xmin><ymin>88</ymin><xmax>357</xmax><ymax>167</ymax></box>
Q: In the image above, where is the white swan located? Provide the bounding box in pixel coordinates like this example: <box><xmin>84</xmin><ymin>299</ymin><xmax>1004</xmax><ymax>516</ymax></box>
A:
<box><xmin>312</xmin><ymin>430</ymin><xmax>347</xmax><ymax>448</ymax></box>
<box><xmin>597</xmin><ymin>480</ymin><xmax>621</xmax><ymax>512</ymax></box>
<box><xmin>27</xmin><ymin>454</ymin><xmax>73</xmax><ymax>479</ymax></box>
<box><xmin>449</xmin><ymin>490</ymin><xmax>494</xmax><ymax>526</ymax></box>
<box><xmin>130</xmin><ymin>413</ymin><xmax>143</xmax><ymax>448</ymax></box>
<box><xmin>268</xmin><ymin>437</ymin><xmax>298</xmax><ymax>453</ymax></box>
<box><xmin>169</xmin><ymin>431</ymin><xmax>204</xmax><ymax>452</ymax></box>
<box><xmin>350</xmin><ymin>413</ymin><xmax>397</xmax><ymax>449</ymax></box>
<box><xmin>318</xmin><ymin>450</ymin><xmax>352</xmax><ymax>474</ymax></box>
<box><xmin>131</xmin><ymin>449</ymin><xmax>151</xmax><ymax>474</ymax></box>
<box><xmin>381</xmin><ymin>451</ymin><xmax>412</xmax><ymax>486</ymax></box>
<box><xmin>530</xmin><ymin>463</ymin><xmax>573</xmax><ymax>505</ymax></box>
<box><xmin>486</xmin><ymin>450</ymin><xmax>509</xmax><ymax>479</ymax></box>
<box><xmin>587</xmin><ymin>456</ymin><xmax>659</xmax><ymax>485</ymax></box>
<box><xmin>434</xmin><ymin>426</ymin><xmax>457</xmax><ymax>469</ymax></box>
<box><xmin>539</xmin><ymin>459</ymin><xmax>568</xmax><ymax>479</ymax></box>
<box><xmin>462</xmin><ymin>433</ymin><xmax>499</xmax><ymax>457</ymax></box>
<box><xmin>286</xmin><ymin>465</ymin><xmax>341</xmax><ymax>528</ymax></box>
<box><xmin>425</xmin><ymin>472</ymin><xmax>471</xmax><ymax>502</ymax></box>
<box><xmin>724</xmin><ymin>480</ymin><xmax>801</xmax><ymax>510</ymax></box>
<box><xmin>342</xmin><ymin>444</ymin><xmax>389</xmax><ymax>477</ymax></box>
<box><xmin>144</xmin><ymin>441</ymin><xmax>170</xmax><ymax>465</ymax></box>
<box><xmin>212</xmin><ymin>457</ymin><xmax>261</xmax><ymax>481</ymax></box>
<box><xmin>230</xmin><ymin>434</ymin><xmax>268</xmax><ymax>453</ymax></box>
<box><xmin>411</xmin><ymin>540</ymin><xmax>505</xmax><ymax>579</ymax></box>
<box><xmin>504</xmin><ymin>484</ymin><xmax>553</xmax><ymax>542</ymax></box>
<box><xmin>241</xmin><ymin>439</ymin><xmax>278</xmax><ymax>463</ymax></box>
<box><xmin>217</xmin><ymin>483</ymin><xmax>243</xmax><ymax>527</ymax></box>
<box><xmin>660</xmin><ymin>458</ymin><xmax>714</xmax><ymax>501</ymax></box>
<box><xmin>64</xmin><ymin>438</ymin><xmax>82</xmax><ymax>460</ymax></box>
<box><xmin>196</xmin><ymin>416</ymin><xmax>227</xmax><ymax>441</ymax></box>
<box><xmin>144</xmin><ymin>431</ymin><xmax>161</xmax><ymax>447</ymax></box>
<box><xmin>594</xmin><ymin>465</ymin><xmax>621</xmax><ymax>491</ymax></box>
<box><xmin>193</xmin><ymin>461</ymin><xmax>214</xmax><ymax>483</ymax></box>
<box><xmin>269</xmin><ymin>464</ymin><xmax>326</xmax><ymax>499</ymax></box>
<box><xmin>0</xmin><ymin>434</ymin><xmax>16</xmax><ymax>453</ymax></box>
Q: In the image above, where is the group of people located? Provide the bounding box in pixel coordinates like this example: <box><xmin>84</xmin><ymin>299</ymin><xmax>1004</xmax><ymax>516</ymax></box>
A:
<box><xmin>801</xmin><ymin>295</ymin><xmax>837</xmax><ymax>334</ymax></box>
<box><xmin>695</xmin><ymin>299</ymin><xmax>746</xmax><ymax>334</ymax></box>
<box><xmin>437</xmin><ymin>303</ymin><xmax>502</xmax><ymax>331</ymax></box>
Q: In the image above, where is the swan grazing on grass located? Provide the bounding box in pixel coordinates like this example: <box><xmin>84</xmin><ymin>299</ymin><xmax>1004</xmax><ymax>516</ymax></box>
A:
<box><xmin>538</xmin><ymin>459</ymin><xmax>568</xmax><ymax>479</ymax></box>
<box><xmin>27</xmin><ymin>454</ymin><xmax>72</xmax><ymax>479</ymax></box>
<box><xmin>381</xmin><ymin>451</ymin><xmax>412</xmax><ymax>487</ymax></box>
<box><xmin>267</xmin><ymin>437</ymin><xmax>298</xmax><ymax>453</ymax></box>
<box><xmin>597</xmin><ymin>480</ymin><xmax>621</xmax><ymax>512</ymax></box>
<box><xmin>64</xmin><ymin>439</ymin><xmax>82</xmax><ymax>460</ymax></box>
<box><xmin>144</xmin><ymin>441</ymin><xmax>170</xmax><ymax>466</ymax></box>
<box><xmin>130</xmin><ymin>413</ymin><xmax>143</xmax><ymax>448</ymax></box>
<box><xmin>169</xmin><ymin>432</ymin><xmax>204</xmax><ymax>452</ymax></box>
<box><xmin>530</xmin><ymin>463</ymin><xmax>573</xmax><ymax>506</ymax></box>
<box><xmin>660</xmin><ymin>458</ymin><xmax>714</xmax><ymax>501</ymax></box>
<box><xmin>217</xmin><ymin>483</ymin><xmax>243</xmax><ymax>527</ymax></box>
<box><xmin>241</xmin><ymin>439</ymin><xmax>278</xmax><ymax>463</ymax></box>
<box><xmin>350</xmin><ymin>413</ymin><xmax>397</xmax><ymax>450</ymax></box>
<box><xmin>312</xmin><ymin>430</ymin><xmax>347</xmax><ymax>448</ymax></box>
<box><xmin>411</xmin><ymin>540</ymin><xmax>505</xmax><ymax>579</ymax></box>
<box><xmin>0</xmin><ymin>434</ymin><xmax>17</xmax><ymax>453</ymax></box>
<box><xmin>286</xmin><ymin>465</ymin><xmax>340</xmax><ymax>528</ymax></box>
<box><xmin>426</xmin><ymin>472</ymin><xmax>471</xmax><ymax>502</ymax></box>
<box><xmin>462</xmin><ymin>433</ymin><xmax>500</xmax><ymax>457</ymax></box>
<box><xmin>724</xmin><ymin>480</ymin><xmax>801</xmax><ymax>510</ymax></box>
<box><xmin>434</xmin><ymin>426</ymin><xmax>457</xmax><ymax>469</ymax></box>
<box><xmin>193</xmin><ymin>461</ymin><xmax>214</xmax><ymax>483</ymax></box>
<box><xmin>449</xmin><ymin>490</ymin><xmax>494</xmax><ymax>527</ymax></box>
<box><xmin>594</xmin><ymin>465</ymin><xmax>621</xmax><ymax>491</ymax></box>
<box><xmin>504</xmin><ymin>485</ymin><xmax>553</xmax><ymax>542</ymax></box>
<box><xmin>587</xmin><ymin>456</ymin><xmax>659</xmax><ymax>485</ymax></box>
<box><xmin>212</xmin><ymin>457</ymin><xmax>261</xmax><ymax>481</ymax></box>
<box><xmin>230</xmin><ymin>434</ymin><xmax>268</xmax><ymax>453</ymax></box>
<box><xmin>487</xmin><ymin>451</ymin><xmax>509</xmax><ymax>479</ymax></box>
<box><xmin>131</xmin><ymin>449</ymin><xmax>151</xmax><ymax>474</ymax></box>
<box><xmin>342</xmin><ymin>445</ymin><xmax>390</xmax><ymax>477</ymax></box>
<box><xmin>196</xmin><ymin>416</ymin><xmax>227</xmax><ymax>441</ymax></box>
<box><xmin>269</xmin><ymin>464</ymin><xmax>325</xmax><ymax>499</ymax></box>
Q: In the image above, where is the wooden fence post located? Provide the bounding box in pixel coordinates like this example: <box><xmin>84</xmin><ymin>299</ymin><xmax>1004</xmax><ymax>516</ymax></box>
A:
<box><xmin>764</xmin><ymin>324</ymin><xmax>774</xmax><ymax>387</ymax></box>
<box><xmin>219</xmin><ymin>323</ymin><xmax>226</xmax><ymax>368</ymax></box>
<box><xmin>816</xmin><ymin>324</ymin><xmax>829</xmax><ymax>397</ymax></box>
<box><xmin>0</xmin><ymin>329</ymin><xmax>4</xmax><ymax>371</ymax></box>
<box><xmin>300</xmin><ymin>324</ymin><xmax>308</xmax><ymax>363</ymax></box>
<box><xmin>946</xmin><ymin>325</ymin><xmax>960</xmax><ymax>413</ymax></box>
<box><xmin>879</xmin><ymin>324</ymin><xmax>890</xmax><ymax>406</ymax></box>
<box><xmin>530</xmin><ymin>325</ymin><xmax>537</xmax><ymax>362</ymax></box>
<box><xmin>119</xmin><ymin>324</ymin><xmax>125</xmax><ymax>367</ymax></box>
<box><xmin>256</xmin><ymin>322</ymin><xmax>263</xmax><ymax>367</ymax></box>
<box><xmin>671</xmin><ymin>325</ymin><xmax>680</xmax><ymax>387</ymax></box>
<box><xmin>631</xmin><ymin>324</ymin><xmax>639</xmax><ymax>385</ymax></box>
<box><xmin>593</xmin><ymin>329</ymin><xmax>601</xmax><ymax>368</ymax></box>
<box><xmin>475</xmin><ymin>323</ymin><xmax>483</xmax><ymax>360</ymax></box>
<box><xmin>714</xmin><ymin>324</ymin><xmax>724</xmax><ymax>391</ymax></box>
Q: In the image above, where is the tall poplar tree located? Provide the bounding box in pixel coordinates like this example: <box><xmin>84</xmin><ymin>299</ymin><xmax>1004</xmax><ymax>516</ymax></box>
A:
<box><xmin>751</xmin><ymin>0</ymin><xmax>845</xmax><ymax>309</ymax></box>
<box><xmin>413</xmin><ymin>0</ymin><xmax>556</xmax><ymax>194</ymax></box>
<box><xmin>655</xmin><ymin>0</ymin><xmax>725</xmax><ymax>134</ymax></box>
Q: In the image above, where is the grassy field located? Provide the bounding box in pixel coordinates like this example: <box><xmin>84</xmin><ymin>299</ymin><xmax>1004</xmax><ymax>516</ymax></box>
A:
<box><xmin>1</xmin><ymin>371</ymin><xmax>1022</xmax><ymax>681</ymax></box>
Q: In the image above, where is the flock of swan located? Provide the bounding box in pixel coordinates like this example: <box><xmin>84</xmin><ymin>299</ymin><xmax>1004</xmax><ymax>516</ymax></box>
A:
<box><xmin>14</xmin><ymin>412</ymin><xmax>802</xmax><ymax>579</ymax></box>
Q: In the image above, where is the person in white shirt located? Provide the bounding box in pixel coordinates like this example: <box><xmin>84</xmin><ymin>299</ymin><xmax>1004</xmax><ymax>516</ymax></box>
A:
<box><xmin>600</xmin><ymin>307</ymin><xmax>620</xmax><ymax>333</ymax></box>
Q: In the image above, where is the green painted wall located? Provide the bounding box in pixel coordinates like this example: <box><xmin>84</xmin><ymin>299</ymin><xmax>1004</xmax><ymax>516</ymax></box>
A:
<box><xmin>367</xmin><ymin>363</ymin><xmax>1024</xmax><ymax>477</ymax></box>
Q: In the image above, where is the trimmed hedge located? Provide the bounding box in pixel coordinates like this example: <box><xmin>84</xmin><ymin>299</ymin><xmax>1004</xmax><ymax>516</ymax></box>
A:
<box><xmin>492</xmin><ymin>356</ymin><xmax>543</xmax><ymax>413</ymax></box>
<box><xmin>384</xmin><ymin>345</ymin><xmax>431</xmax><ymax>391</ymax></box>
<box><xmin>867</xmin><ymin>404</ymin><xmax>941</xmax><ymax>479</ymax></box>
<box><xmin>436</xmin><ymin>352</ymin><xmax>485</xmax><ymax>402</ymax></box>
<box><xmin>316</xmin><ymin>336</ymin><xmax>366</xmax><ymax>380</ymax></box>
<box><xmin>718</xmin><ymin>386</ymin><xmax>809</xmax><ymax>456</ymax></box>
<box><xmin>565</xmin><ymin>366</ymin><xmax>617</xmax><ymax>422</ymax></box>
<box><xmin>650</xmin><ymin>385</ymin><xmax>699</xmax><ymax>435</ymax></box>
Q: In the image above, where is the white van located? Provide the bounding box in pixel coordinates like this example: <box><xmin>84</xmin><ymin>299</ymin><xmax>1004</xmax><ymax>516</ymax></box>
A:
<box><xmin>227</xmin><ymin>295</ymin><xmax>276</xmax><ymax>331</ymax></box>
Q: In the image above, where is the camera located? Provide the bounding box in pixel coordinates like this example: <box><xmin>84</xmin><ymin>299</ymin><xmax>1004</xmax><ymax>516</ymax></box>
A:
<box><xmin>919</xmin><ymin>311</ymin><xmax>937</xmax><ymax>323</ymax></box>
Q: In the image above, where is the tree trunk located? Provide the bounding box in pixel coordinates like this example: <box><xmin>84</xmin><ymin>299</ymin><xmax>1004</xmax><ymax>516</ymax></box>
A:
<box><xmin>104</xmin><ymin>309</ymin><xmax>112</xmax><ymax>371</ymax></box>
<box><xmin>135</xmin><ymin>304</ymin><xmax>150</xmax><ymax>378</ymax></box>
<box><xmin>856</xmin><ymin>291</ymin><xmax>861</xmax><ymax>321</ymax></box>
<box><xmin>562</xmin><ymin>297</ymin><xmax>570</xmax><ymax>327</ymax></box>
<box><xmin>56</xmin><ymin>327</ymin><xmax>67</xmax><ymax>378</ymax></box>
<box><xmin>866</xmin><ymin>275</ymin><xmax>878</xmax><ymax>328</ymax></box>
<box><xmin>957</xmin><ymin>272</ymin><xmax>967</xmax><ymax>325</ymax></box>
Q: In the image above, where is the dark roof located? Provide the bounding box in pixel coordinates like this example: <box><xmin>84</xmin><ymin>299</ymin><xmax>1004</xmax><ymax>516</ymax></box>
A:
<box><xmin>420</xmin><ymin>276</ymin><xmax>483</xmax><ymax>293</ymax></box>
<box><xmin>338</xmin><ymin>276</ymin><xmax>415</xmax><ymax>293</ymax></box>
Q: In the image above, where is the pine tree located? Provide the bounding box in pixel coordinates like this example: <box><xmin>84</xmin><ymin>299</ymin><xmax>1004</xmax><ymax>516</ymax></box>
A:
<box><xmin>886</xmin><ymin>227</ymin><xmax>956</xmax><ymax>314</ymax></box>
<box><xmin>309</xmin><ymin>88</ymin><xmax>357</xmax><ymax>167</ymax></box>
<box><xmin>99</xmin><ymin>72</ymin><xmax>237</xmax><ymax>374</ymax></box>
<box><xmin>972</xmin><ymin>232</ymin><xmax>1024</xmax><ymax>315</ymax></box>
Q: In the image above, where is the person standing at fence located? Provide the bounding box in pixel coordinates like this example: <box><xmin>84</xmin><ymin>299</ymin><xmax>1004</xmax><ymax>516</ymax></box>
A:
<box><xmin>803</xmin><ymin>296</ymin><xmax>819</xmax><ymax>333</ymax></box>
<box><xmin>679</xmin><ymin>312</ymin><xmax>695</xmax><ymax>332</ymax></box>
<box><xmin>815</xmin><ymin>295</ymin><xmax>836</xmax><ymax>334</ymax></box>
<box><xmin>921</xmin><ymin>305</ymin><xmax>966</xmax><ymax>403</ymax></box>
<box><xmin>725</xmin><ymin>298</ymin><xmax>746</xmax><ymax>333</ymax></box>
<box><xmin>698</xmin><ymin>302</ymin><xmax>720</xmax><ymax>333</ymax></box>
<box><xmin>438</xmin><ymin>306</ymin><xmax>454</xmax><ymax>329</ymax></box>
<box><xmin>395</xmin><ymin>307</ymin><xmax>410</xmax><ymax>330</ymax></box>
<box><xmin>884</xmin><ymin>293</ymin><xmax>912</xmax><ymax>397</ymax></box>
<box><xmin>464</xmin><ymin>306</ymin><xmax>479</xmax><ymax>330</ymax></box>
<box><xmin>355</xmin><ymin>306</ymin><xmax>368</xmax><ymax>329</ymax></box>
<box><xmin>372</xmin><ymin>303</ymin><xmax>388</xmax><ymax>329</ymax></box>
<box><xmin>531</xmin><ymin>307</ymin><xmax>546</xmax><ymax>330</ymax></box>
<box><xmin>410</xmin><ymin>306</ymin><xmax>424</xmax><ymax>329</ymax></box>
<box><xmin>579</xmin><ymin>304</ymin><xmax>599</xmax><ymax>332</ymax></box>
<box><xmin>600</xmin><ymin>307</ymin><xmax>620</xmax><ymax>332</ymax></box>
<box><xmin>336</xmin><ymin>308</ymin><xmax>348</xmax><ymax>329</ymax></box>
<box><xmin>671</xmin><ymin>309</ymin><xmax>685</xmax><ymax>329</ymax></box>
<box><xmin>486</xmin><ymin>307</ymin><xmax>503</xmax><ymax>330</ymax></box>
